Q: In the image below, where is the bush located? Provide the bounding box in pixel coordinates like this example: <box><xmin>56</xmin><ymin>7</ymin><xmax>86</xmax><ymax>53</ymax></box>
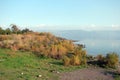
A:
<box><xmin>93</xmin><ymin>53</ymin><xmax>119</xmax><ymax>68</ymax></box>
<box><xmin>0</xmin><ymin>35</ymin><xmax>10</xmax><ymax>41</ymax></box>
<box><xmin>86</xmin><ymin>55</ymin><xmax>94</xmax><ymax>61</ymax></box>
<box><xmin>81</xmin><ymin>50</ymin><xmax>87</xmax><ymax>65</ymax></box>
<box><xmin>81</xmin><ymin>56</ymin><xmax>87</xmax><ymax>65</ymax></box>
<box><xmin>96</xmin><ymin>54</ymin><xmax>106</xmax><ymax>64</ymax></box>
<box><xmin>63</xmin><ymin>56</ymin><xmax>70</xmax><ymax>66</ymax></box>
<box><xmin>63</xmin><ymin>46</ymin><xmax>87</xmax><ymax>66</ymax></box>
<box><xmin>70</xmin><ymin>55</ymin><xmax>80</xmax><ymax>66</ymax></box>
<box><xmin>106</xmin><ymin>53</ymin><xmax>119</xmax><ymax>68</ymax></box>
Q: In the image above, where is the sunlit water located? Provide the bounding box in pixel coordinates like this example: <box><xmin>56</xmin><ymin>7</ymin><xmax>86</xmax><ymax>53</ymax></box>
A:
<box><xmin>74</xmin><ymin>39</ymin><xmax>120</xmax><ymax>56</ymax></box>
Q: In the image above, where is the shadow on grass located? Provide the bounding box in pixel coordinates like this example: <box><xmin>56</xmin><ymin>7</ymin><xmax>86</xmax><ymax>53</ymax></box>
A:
<box><xmin>49</xmin><ymin>61</ymin><xmax>63</xmax><ymax>66</ymax></box>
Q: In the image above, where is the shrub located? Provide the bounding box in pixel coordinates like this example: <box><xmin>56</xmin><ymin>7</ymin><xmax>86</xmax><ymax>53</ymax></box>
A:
<box><xmin>106</xmin><ymin>53</ymin><xmax>119</xmax><ymax>68</ymax></box>
<box><xmin>95</xmin><ymin>54</ymin><xmax>106</xmax><ymax>67</ymax></box>
<box><xmin>97</xmin><ymin>54</ymin><xmax>104</xmax><ymax>61</ymax></box>
<box><xmin>81</xmin><ymin>50</ymin><xmax>87</xmax><ymax>65</ymax></box>
<box><xmin>0</xmin><ymin>29</ymin><xmax>78</xmax><ymax>59</ymax></box>
<box><xmin>70</xmin><ymin>55</ymin><xmax>80</xmax><ymax>65</ymax></box>
<box><xmin>86</xmin><ymin>55</ymin><xmax>94</xmax><ymax>61</ymax></box>
<box><xmin>63</xmin><ymin>46</ymin><xmax>87</xmax><ymax>66</ymax></box>
<box><xmin>63</xmin><ymin>56</ymin><xmax>70</xmax><ymax>66</ymax></box>
<box><xmin>0</xmin><ymin>35</ymin><xmax>10</xmax><ymax>41</ymax></box>
<box><xmin>81</xmin><ymin>56</ymin><xmax>87</xmax><ymax>65</ymax></box>
<box><xmin>74</xmin><ymin>48</ymin><xmax>87</xmax><ymax>65</ymax></box>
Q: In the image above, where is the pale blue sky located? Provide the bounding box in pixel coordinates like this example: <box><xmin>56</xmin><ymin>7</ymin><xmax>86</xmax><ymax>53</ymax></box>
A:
<box><xmin>0</xmin><ymin>0</ymin><xmax>120</xmax><ymax>30</ymax></box>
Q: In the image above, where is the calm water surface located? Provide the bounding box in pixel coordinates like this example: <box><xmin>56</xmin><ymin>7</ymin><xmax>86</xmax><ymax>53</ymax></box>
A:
<box><xmin>75</xmin><ymin>39</ymin><xmax>120</xmax><ymax>56</ymax></box>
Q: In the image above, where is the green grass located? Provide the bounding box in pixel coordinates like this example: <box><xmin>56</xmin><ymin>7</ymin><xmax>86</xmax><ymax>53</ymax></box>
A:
<box><xmin>0</xmin><ymin>48</ymin><xmax>85</xmax><ymax>80</ymax></box>
<box><xmin>115</xmin><ymin>75</ymin><xmax>120</xmax><ymax>80</ymax></box>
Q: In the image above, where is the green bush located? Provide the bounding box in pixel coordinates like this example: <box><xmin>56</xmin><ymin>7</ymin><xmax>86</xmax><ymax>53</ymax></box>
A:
<box><xmin>106</xmin><ymin>52</ymin><xmax>119</xmax><ymax>68</ymax></box>
<box><xmin>95</xmin><ymin>53</ymin><xmax>119</xmax><ymax>68</ymax></box>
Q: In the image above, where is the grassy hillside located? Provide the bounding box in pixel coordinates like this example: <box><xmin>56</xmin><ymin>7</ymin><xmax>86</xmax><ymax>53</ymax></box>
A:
<box><xmin>0</xmin><ymin>48</ymin><xmax>84</xmax><ymax>80</ymax></box>
<box><xmin>0</xmin><ymin>32</ymin><xmax>76</xmax><ymax>59</ymax></box>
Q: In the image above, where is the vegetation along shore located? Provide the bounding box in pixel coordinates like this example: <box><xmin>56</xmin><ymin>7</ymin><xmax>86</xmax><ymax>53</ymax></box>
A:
<box><xmin>0</xmin><ymin>24</ymin><xmax>120</xmax><ymax>80</ymax></box>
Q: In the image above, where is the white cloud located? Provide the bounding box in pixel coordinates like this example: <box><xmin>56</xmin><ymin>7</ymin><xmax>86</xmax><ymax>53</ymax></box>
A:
<box><xmin>111</xmin><ymin>24</ymin><xmax>119</xmax><ymax>27</ymax></box>
<box><xmin>79</xmin><ymin>24</ymin><xmax>98</xmax><ymax>31</ymax></box>
<box><xmin>91</xmin><ymin>24</ymin><xmax>96</xmax><ymax>27</ymax></box>
<box><xmin>111</xmin><ymin>24</ymin><xmax>120</xmax><ymax>30</ymax></box>
<box><xmin>76</xmin><ymin>24</ymin><xmax>120</xmax><ymax>31</ymax></box>
<box><xmin>36</xmin><ymin>24</ymin><xmax>47</xmax><ymax>28</ymax></box>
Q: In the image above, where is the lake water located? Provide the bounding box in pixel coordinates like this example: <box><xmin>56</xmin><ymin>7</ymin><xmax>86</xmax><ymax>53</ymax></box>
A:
<box><xmin>49</xmin><ymin>30</ymin><xmax>120</xmax><ymax>56</ymax></box>
<box><xmin>74</xmin><ymin>39</ymin><xmax>120</xmax><ymax>56</ymax></box>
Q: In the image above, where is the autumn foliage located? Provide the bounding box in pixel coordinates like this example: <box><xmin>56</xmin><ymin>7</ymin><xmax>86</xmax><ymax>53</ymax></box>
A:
<box><xmin>106</xmin><ymin>53</ymin><xmax>119</xmax><ymax>68</ymax></box>
<box><xmin>63</xmin><ymin>46</ymin><xmax>87</xmax><ymax>66</ymax></box>
<box><xmin>0</xmin><ymin>32</ymin><xmax>75</xmax><ymax>59</ymax></box>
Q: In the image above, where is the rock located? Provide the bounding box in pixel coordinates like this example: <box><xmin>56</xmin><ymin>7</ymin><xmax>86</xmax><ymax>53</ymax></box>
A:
<box><xmin>50</xmin><ymin>70</ymin><xmax>56</xmax><ymax>72</ymax></box>
<box><xmin>21</xmin><ymin>72</ymin><xmax>24</xmax><ymax>75</ymax></box>
<box><xmin>37</xmin><ymin>75</ymin><xmax>42</xmax><ymax>77</ymax></box>
<box><xmin>50</xmin><ymin>70</ymin><xmax>60</xmax><ymax>73</ymax></box>
<box><xmin>57</xmin><ymin>71</ymin><xmax>60</xmax><ymax>74</ymax></box>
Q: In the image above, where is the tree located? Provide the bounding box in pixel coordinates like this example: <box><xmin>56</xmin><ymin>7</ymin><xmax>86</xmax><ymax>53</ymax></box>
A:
<box><xmin>0</xmin><ymin>27</ymin><xmax>6</xmax><ymax>34</ymax></box>
<box><xmin>0</xmin><ymin>27</ymin><xmax>2</xmax><ymax>31</ymax></box>
<box><xmin>10</xmin><ymin>24</ymin><xmax>20</xmax><ymax>34</ymax></box>
<box><xmin>5</xmin><ymin>28</ymin><xmax>12</xmax><ymax>35</ymax></box>
<box><xmin>0</xmin><ymin>27</ymin><xmax>4</xmax><ymax>34</ymax></box>
<box><xmin>22</xmin><ymin>28</ymin><xmax>30</xmax><ymax>33</ymax></box>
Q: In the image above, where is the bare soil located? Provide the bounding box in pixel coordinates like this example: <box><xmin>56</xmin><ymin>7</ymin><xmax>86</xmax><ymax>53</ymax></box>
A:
<box><xmin>59</xmin><ymin>67</ymin><xmax>115</xmax><ymax>80</ymax></box>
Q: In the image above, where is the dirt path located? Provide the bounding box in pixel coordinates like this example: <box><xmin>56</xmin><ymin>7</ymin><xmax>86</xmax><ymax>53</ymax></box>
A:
<box><xmin>59</xmin><ymin>67</ymin><xmax>115</xmax><ymax>80</ymax></box>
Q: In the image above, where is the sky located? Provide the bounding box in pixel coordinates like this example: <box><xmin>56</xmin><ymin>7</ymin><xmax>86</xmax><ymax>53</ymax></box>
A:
<box><xmin>0</xmin><ymin>0</ymin><xmax>120</xmax><ymax>30</ymax></box>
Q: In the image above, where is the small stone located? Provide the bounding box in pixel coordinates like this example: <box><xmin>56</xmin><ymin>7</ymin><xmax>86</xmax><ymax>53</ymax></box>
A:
<box><xmin>50</xmin><ymin>70</ymin><xmax>55</xmax><ymax>72</ymax></box>
<box><xmin>57</xmin><ymin>71</ymin><xmax>60</xmax><ymax>73</ymax></box>
<box><xmin>21</xmin><ymin>72</ymin><xmax>24</xmax><ymax>75</ymax></box>
<box><xmin>37</xmin><ymin>75</ymin><xmax>42</xmax><ymax>77</ymax></box>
